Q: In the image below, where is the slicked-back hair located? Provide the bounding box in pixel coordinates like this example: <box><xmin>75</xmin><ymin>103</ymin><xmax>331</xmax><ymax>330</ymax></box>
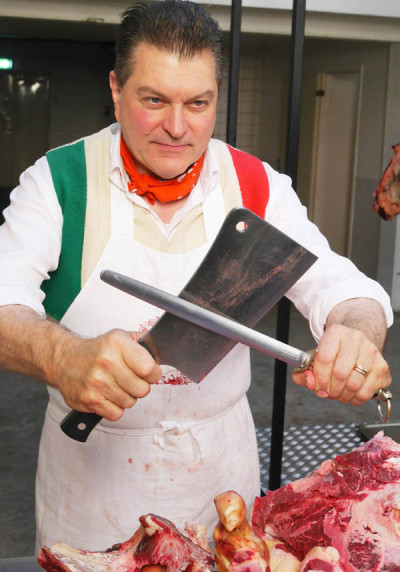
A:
<box><xmin>114</xmin><ymin>0</ymin><xmax>224</xmax><ymax>88</ymax></box>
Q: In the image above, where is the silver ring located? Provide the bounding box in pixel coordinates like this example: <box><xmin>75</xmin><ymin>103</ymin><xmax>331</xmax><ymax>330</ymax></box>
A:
<box><xmin>373</xmin><ymin>388</ymin><xmax>393</xmax><ymax>423</ymax></box>
<box><xmin>353</xmin><ymin>363</ymin><xmax>368</xmax><ymax>376</ymax></box>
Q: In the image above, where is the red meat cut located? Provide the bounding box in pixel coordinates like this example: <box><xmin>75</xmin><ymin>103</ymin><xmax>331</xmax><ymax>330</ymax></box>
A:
<box><xmin>373</xmin><ymin>143</ymin><xmax>400</xmax><ymax>221</ymax></box>
<box><xmin>37</xmin><ymin>513</ymin><xmax>214</xmax><ymax>572</ymax></box>
<box><xmin>251</xmin><ymin>432</ymin><xmax>400</xmax><ymax>572</ymax></box>
<box><xmin>298</xmin><ymin>546</ymin><xmax>341</xmax><ymax>571</ymax></box>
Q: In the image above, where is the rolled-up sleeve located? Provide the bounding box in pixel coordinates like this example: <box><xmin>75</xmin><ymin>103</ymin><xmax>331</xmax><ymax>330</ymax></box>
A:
<box><xmin>264</xmin><ymin>164</ymin><xmax>393</xmax><ymax>340</ymax></box>
<box><xmin>0</xmin><ymin>157</ymin><xmax>63</xmax><ymax>315</ymax></box>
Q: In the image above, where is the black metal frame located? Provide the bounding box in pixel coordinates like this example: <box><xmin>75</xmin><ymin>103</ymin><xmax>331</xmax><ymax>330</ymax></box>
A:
<box><xmin>226</xmin><ymin>0</ymin><xmax>307</xmax><ymax>490</ymax></box>
<box><xmin>269</xmin><ymin>0</ymin><xmax>306</xmax><ymax>491</ymax></box>
<box><xmin>226</xmin><ymin>0</ymin><xmax>242</xmax><ymax>147</ymax></box>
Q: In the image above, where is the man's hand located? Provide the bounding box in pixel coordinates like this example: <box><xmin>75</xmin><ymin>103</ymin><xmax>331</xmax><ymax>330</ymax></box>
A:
<box><xmin>0</xmin><ymin>305</ymin><xmax>161</xmax><ymax>421</ymax></box>
<box><xmin>292</xmin><ymin>298</ymin><xmax>392</xmax><ymax>404</ymax></box>
<box><xmin>54</xmin><ymin>329</ymin><xmax>161</xmax><ymax>421</ymax></box>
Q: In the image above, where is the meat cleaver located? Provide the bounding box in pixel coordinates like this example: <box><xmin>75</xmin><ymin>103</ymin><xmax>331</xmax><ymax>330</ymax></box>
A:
<box><xmin>60</xmin><ymin>207</ymin><xmax>317</xmax><ymax>442</ymax></box>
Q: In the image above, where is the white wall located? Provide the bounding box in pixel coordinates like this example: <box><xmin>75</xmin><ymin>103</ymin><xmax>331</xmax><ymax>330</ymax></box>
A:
<box><xmin>213</xmin><ymin>49</ymin><xmax>284</xmax><ymax>163</ymax></box>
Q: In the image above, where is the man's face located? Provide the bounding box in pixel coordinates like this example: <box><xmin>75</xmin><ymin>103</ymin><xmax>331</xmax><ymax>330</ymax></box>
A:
<box><xmin>110</xmin><ymin>42</ymin><xmax>219</xmax><ymax>180</ymax></box>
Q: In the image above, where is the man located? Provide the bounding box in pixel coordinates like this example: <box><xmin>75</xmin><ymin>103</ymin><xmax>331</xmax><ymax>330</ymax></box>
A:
<box><xmin>0</xmin><ymin>0</ymin><xmax>392</xmax><ymax>553</ymax></box>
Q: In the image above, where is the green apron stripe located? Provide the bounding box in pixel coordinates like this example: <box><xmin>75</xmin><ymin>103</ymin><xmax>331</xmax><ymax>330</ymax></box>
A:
<box><xmin>42</xmin><ymin>140</ymin><xmax>87</xmax><ymax>321</ymax></box>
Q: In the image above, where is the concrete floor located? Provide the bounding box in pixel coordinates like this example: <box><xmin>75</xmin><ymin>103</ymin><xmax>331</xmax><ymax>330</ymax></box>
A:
<box><xmin>0</xmin><ymin>305</ymin><xmax>399</xmax><ymax>559</ymax></box>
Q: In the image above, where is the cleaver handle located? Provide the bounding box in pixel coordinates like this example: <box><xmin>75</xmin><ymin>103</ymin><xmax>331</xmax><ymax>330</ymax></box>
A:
<box><xmin>60</xmin><ymin>411</ymin><xmax>103</xmax><ymax>442</ymax></box>
<box><xmin>60</xmin><ymin>340</ymin><xmax>153</xmax><ymax>442</ymax></box>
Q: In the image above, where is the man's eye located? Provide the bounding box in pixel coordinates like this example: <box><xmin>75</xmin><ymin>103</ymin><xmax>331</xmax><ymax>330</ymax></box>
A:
<box><xmin>144</xmin><ymin>97</ymin><xmax>161</xmax><ymax>106</ymax></box>
<box><xmin>192</xmin><ymin>100</ymin><xmax>206</xmax><ymax>108</ymax></box>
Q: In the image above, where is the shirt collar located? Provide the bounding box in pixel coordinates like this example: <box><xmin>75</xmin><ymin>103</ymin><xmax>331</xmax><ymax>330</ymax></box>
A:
<box><xmin>109</xmin><ymin>123</ymin><xmax>131</xmax><ymax>191</ymax></box>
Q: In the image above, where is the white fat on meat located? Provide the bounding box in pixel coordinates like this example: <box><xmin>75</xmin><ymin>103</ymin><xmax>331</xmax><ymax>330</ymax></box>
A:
<box><xmin>263</xmin><ymin>539</ymin><xmax>301</xmax><ymax>571</ymax></box>
<box><xmin>299</xmin><ymin>546</ymin><xmax>341</xmax><ymax>572</ymax></box>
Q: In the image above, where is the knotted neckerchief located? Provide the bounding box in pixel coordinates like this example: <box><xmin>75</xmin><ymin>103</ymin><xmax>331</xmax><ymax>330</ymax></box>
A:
<box><xmin>120</xmin><ymin>135</ymin><xmax>204</xmax><ymax>204</ymax></box>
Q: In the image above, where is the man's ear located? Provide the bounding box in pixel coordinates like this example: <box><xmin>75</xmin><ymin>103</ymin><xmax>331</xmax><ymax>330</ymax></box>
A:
<box><xmin>109</xmin><ymin>71</ymin><xmax>121</xmax><ymax>121</ymax></box>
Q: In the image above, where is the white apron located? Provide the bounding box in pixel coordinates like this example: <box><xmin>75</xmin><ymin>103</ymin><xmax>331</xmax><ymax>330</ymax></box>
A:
<box><xmin>35</xmin><ymin>180</ymin><xmax>260</xmax><ymax>551</ymax></box>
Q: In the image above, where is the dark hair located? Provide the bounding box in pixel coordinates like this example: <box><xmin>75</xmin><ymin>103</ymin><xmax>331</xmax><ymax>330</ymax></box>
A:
<box><xmin>114</xmin><ymin>0</ymin><xmax>224</xmax><ymax>87</ymax></box>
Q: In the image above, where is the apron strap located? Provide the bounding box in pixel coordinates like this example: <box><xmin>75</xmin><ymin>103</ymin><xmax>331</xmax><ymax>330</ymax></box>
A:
<box><xmin>201</xmin><ymin>183</ymin><xmax>226</xmax><ymax>244</ymax></box>
<box><xmin>42</xmin><ymin>140</ymin><xmax>87</xmax><ymax>321</ymax></box>
<box><xmin>227</xmin><ymin>145</ymin><xmax>270</xmax><ymax>218</ymax></box>
<box><xmin>110</xmin><ymin>184</ymin><xmax>134</xmax><ymax>239</ymax></box>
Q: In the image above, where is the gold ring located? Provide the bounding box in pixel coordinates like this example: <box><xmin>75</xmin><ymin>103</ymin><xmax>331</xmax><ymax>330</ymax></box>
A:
<box><xmin>353</xmin><ymin>363</ymin><xmax>368</xmax><ymax>376</ymax></box>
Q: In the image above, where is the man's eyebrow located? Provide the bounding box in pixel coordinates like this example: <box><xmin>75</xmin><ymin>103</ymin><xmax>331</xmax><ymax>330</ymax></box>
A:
<box><xmin>137</xmin><ymin>86</ymin><xmax>165</xmax><ymax>97</ymax></box>
<box><xmin>137</xmin><ymin>87</ymin><xmax>216</xmax><ymax>100</ymax></box>
<box><xmin>188</xmin><ymin>90</ymin><xmax>216</xmax><ymax>100</ymax></box>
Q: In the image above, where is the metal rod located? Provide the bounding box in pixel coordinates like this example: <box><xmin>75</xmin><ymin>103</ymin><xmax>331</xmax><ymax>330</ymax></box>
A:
<box><xmin>226</xmin><ymin>0</ymin><xmax>242</xmax><ymax>146</ymax></box>
<box><xmin>100</xmin><ymin>270</ymin><xmax>311</xmax><ymax>368</ymax></box>
<box><xmin>269</xmin><ymin>0</ymin><xmax>307</xmax><ymax>491</ymax></box>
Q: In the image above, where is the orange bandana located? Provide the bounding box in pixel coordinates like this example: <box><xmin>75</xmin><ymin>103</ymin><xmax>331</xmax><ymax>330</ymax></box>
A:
<box><xmin>120</xmin><ymin>136</ymin><xmax>204</xmax><ymax>204</ymax></box>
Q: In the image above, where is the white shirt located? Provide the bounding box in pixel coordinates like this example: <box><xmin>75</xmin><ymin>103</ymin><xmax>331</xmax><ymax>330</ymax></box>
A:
<box><xmin>0</xmin><ymin>125</ymin><xmax>393</xmax><ymax>340</ymax></box>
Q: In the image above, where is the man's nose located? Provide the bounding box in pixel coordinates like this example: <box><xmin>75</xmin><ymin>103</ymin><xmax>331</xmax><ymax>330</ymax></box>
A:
<box><xmin>163</xmin><ymin>105</ymin><xmax>187</xmax><ymax>138</ymax></box>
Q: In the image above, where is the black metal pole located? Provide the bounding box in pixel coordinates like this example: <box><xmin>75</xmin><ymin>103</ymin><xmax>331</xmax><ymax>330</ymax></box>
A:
<box><xmin>268</xmin><ymin>0</ymin><xmax>306</xmax><ymax>491</ymax></box>
<box><xmin>226</xmin><ymin>0</ymin><xmax>242</xmax><ymax>146</ymax></box>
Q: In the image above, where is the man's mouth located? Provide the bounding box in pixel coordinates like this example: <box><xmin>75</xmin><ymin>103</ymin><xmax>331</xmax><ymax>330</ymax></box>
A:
<box><xmin>153</xmin><ymin>142</ymin><xmax>190</xmax><ymax>150</ymax></box>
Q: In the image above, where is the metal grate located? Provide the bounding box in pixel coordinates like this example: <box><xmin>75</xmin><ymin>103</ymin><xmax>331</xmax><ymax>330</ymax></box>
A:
<box><xmin>256</xmin><ymin>423</ymin><xmax>365</xmax><ymax>490</ymax></box>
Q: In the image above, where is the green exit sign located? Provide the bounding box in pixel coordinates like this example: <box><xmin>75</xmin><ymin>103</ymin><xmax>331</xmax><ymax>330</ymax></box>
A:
<box><xmin>0</xmin><ymin>58</ymin><xmax>13</xmax><ymax>70</ymax></box>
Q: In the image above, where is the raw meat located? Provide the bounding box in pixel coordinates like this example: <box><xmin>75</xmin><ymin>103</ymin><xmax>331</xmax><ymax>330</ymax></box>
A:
<box><xmin>251</xmin><ymin>432</ymin><xmax>400</xmax><ymax>572</ymax></box>
<box><xmin>37</xmin><ymin>513</ymin><xmax>214</xmax><ymax>572</ymax></box>
<box><xmin>213</xmin><ymin>491</ymin><xmax>270</xmax><ymax>572</ymax></box>
<box><xmin>298</xmin><ymin>547</ymin><xmax>341</xmax><ymax>571</ymax></box>
<box><xmin>373</xmin><ymin>143</ymin><xmax>400</xmax><ymax>220</ymax></box>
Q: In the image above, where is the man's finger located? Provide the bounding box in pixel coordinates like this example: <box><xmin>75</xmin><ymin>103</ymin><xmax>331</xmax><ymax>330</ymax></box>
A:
<box><xmin>89</xmin><ymin>398</ymin><xmax>126</xmax><ymax>422</ymax></box>
<box><xmin>122</xmin><ymin>333</ymin><xmax>162</xmax><ymax>384</ymax></box>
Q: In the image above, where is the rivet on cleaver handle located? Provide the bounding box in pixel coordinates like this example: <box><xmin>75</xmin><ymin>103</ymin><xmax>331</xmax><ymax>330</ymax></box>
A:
<box><xmin>60</xmin><ymin>411</ymin><xmax>103</xmax><ymax>442</ymax></box>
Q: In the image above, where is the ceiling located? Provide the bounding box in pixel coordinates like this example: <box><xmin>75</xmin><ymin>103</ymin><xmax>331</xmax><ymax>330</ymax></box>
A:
<box><xmin>0</xmin><ymin>3</ymin><xmax>399</xmax><ymax>45</ymax></box>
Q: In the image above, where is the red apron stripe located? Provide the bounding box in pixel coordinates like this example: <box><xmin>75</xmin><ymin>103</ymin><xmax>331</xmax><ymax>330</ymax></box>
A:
<box><xmin>227</xmin><ymin>145</ymin><xmax>270</xmax><ymax>218</ymax></box>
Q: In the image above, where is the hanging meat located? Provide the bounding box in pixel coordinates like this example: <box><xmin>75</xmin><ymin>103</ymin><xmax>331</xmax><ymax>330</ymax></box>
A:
<box><xmin>213</xmin><ymin>490</ymin><xmax>270</xmax><ymax>572</ymax></box>
<box><xmin>37</xmin><ymin>513</ymin><xmax>214</xmax><ymax>572</ymax></box>
<box><xmin>251</xmin><ymin>432</ymin><xmax>400</xmax><ymax>571</ymax></box>
<box><xmin>373</xmin><ymin>143</ymin><xmax>400</xmax><ymax>220</ymax></box>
